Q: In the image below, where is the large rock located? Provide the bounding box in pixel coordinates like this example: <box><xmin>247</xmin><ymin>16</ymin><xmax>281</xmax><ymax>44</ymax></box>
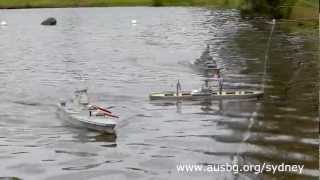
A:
<box><xmin>41</xmin><ymin>17</ymin><xmax>57</xmax><ymax>26</ymax></box>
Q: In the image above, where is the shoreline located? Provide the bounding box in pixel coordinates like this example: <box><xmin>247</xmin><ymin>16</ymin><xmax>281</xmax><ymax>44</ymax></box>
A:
<box><xmin>0</xmin><ymin>0</ymin><xmax>243</xmax><ymax>9</ymax></box>
<box><xmin>0</xmin><ymin>6</ymin><xmax>226</xmax><ymax>9</ymax></box>
<box><xmin>0</xmin><ymin>1</ymin><xmax>240</xmax><ymax>9</ymax></box>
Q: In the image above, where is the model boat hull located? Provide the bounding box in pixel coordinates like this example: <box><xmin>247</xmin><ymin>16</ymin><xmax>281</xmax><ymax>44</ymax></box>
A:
<box><xmin>149</xmin><ymin>90</ymin><xmax>263</xmax><ymax>101</ymax></box>
<box><xmin>57</xmin><ymin>105</ymin><xmax>117</xmax><ymax>134</ymax></box>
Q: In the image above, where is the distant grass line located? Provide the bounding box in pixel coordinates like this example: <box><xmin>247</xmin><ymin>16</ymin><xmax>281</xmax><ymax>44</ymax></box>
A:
<box><xmin>0</xmin><ymin>0</ymin><xmax>317</xmax><ymax>10</ymax></box>
<box><xmin>0</xmin><ymin>0</ymin><xmax>244</xmax><ymax>9</ymax></box>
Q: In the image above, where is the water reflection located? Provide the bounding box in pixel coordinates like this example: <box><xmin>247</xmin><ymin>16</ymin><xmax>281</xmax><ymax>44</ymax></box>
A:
<box><xmin>72</xmin><ymin>131</ymin><xmax>117</xmax><ymax>143</ymax></box>
<box><xmin>226</xmin><ymin>17</ymin><xmax>319</xmax><ymax>178</ymax></box>
<box><xmin>199</xmin><ymin>99</ymin><xmax>223</xmax><ymax>115</ymax></box>
<box><xmin>151</xmin><ymin>98</ymin><xmax>258</xmax><ymax>116</ymax></box>
<box><xmin>173</xmin><ymin>99</ymin><xmax>223</xmax><ymax>115</ymax></box>
<box><xmin>0</xmin><ymin>7</ymin><xmax>318</xmax><ymax>180</ymax></box>
<box><xmin>60</xmin><ymin>127</ymin><xmax>118</xmax><ymax>144</ymax></box>
<box><xmin>170</xmin><ymin>9</ymin><xmax>318</xmax><ymax>179</ymax></box>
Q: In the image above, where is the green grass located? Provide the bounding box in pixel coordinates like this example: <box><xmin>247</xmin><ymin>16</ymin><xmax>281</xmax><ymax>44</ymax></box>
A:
<box><xmin>0</xmin><ymin>0</ymin><xmax>148</xmax><ymax>8</ymax></box>
<box><xmin>0</xmin><ymin>0</ymin><xmax>317</xmax><ymax>10</ymax></box>
<box><xmin>289</xmin><ymin>0</ymin><xmax>318</xmax><ymax>19</ymax></box>
<box><xmin>0</xmin><ymin>0</ymin><xmax>244</xmax><ymax>8</ymax></box>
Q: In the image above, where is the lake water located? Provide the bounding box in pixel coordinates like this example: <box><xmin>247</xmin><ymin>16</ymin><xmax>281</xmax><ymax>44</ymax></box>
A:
<box><xmin>0</xmin><ymin>7</ymin><xmax>318</xmax><ymax>180</ymax></box>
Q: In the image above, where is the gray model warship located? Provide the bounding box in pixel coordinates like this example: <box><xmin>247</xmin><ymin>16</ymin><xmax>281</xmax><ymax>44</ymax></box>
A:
<box><xmin>57</xmin><ymin>89</ymin><xmax>119</xmax><ymax>134</ymax></box>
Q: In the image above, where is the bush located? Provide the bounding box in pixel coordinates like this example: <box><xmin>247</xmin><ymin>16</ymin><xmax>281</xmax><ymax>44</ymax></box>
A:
<box><xmin>152</xmin><ymin>0</ymin><xmax>163</xmax><ymax>6</ymax></box>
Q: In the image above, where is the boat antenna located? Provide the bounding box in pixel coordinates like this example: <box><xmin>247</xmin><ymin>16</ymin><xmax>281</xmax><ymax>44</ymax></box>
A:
<box><xmin>262</xmin><ymin>19</ymin><xmax>276</xmax><ymax>92</ymax></box>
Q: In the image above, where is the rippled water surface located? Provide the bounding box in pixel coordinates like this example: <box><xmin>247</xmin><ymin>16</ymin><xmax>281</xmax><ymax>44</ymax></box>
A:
<box><xmin>0</xmin><ymin>7</ymin><xmax>318</xmax><ymax>180</ymax></box>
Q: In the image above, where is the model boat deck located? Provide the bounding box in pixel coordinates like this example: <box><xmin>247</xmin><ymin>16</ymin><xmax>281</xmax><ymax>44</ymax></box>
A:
<box><xmin>57</xmin><ymin>89</ymin><xmax>118</xmax><ymax>134</ymax></box>
<box><xmin>149</xmin><ymin>90</ymin><xmax>263</xmax><ymax>100</ymax></box>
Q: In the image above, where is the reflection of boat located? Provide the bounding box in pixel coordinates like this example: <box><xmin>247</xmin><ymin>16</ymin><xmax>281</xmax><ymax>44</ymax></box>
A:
<box><xmin>192</xmin><ymin>45</ymin><xmax>219</xmax><ymax>71</ymax></box>
<box><xmin>193</xmin><ymin>60</ymin><xmax>218</xmax><ymax>71</ymax></box>
<box><xmin>149</xmin><ymin>90</ymin><xmax>263</xmax><ymax>101</ymax></box>
<box><xmin>57</xmin><ymin>89</ymin><xmax>118</xmax><ymax>134</ymax></box>
<box><xmin>73</xmin><ymin>131</ymin><xmax>117</xmax><ymax>143</ymax></box>
<box><xmin>150</xmin><ymin>98</ymin><xmax>259</xmax><ymax>116</ymax></box>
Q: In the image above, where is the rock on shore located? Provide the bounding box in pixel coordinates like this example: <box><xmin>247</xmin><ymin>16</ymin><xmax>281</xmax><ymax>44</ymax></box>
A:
<box><xmin>41</xmin><ymin>17</ymin><xmax>57</xmax><ymax>26</ymax></box>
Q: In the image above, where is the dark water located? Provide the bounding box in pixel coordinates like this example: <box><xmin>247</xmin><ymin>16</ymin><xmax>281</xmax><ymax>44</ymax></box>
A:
<box><xmin>0</xmin><ymin>7</ymin><xmax>318</xmax><ymax>180</ymax></box>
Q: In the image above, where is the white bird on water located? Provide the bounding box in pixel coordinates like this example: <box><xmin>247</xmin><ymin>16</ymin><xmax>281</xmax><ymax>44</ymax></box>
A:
<box><xmin>0</xmin><ymin>20</ymin><xmax>7</xmax><ymax>26</ymax></box>
<box><xmin>131</xmin><ymin>19</ymin><xmax>137</xmax><ymax>24</ymax></box>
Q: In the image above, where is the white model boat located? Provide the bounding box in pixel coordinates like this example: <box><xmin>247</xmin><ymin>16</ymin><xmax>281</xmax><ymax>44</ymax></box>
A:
<box><xmin>57</xmin><ymin>89</ymin><xmax>118</xmax><ymax>134</ymax></box>
<box><xmin>149</xmin><ymin>79</ymin><xmax>263</xmax><ymax>101</ymax></box>
<box><xmin>0</xmin><ymin>21</ymin><xmax>7</xmax><ymax>26</ymax></box>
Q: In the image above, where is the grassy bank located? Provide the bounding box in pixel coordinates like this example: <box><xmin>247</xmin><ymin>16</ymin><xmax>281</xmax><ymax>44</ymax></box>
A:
<box><xmin>0</xmin><ymin>0</ymin><xmax>243</xmax><ymax>9</ymax></box>
<box><xmin>241</xmin><ymin>0</ymin><xmax>318</xmax><ymax>19</ymax></box>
